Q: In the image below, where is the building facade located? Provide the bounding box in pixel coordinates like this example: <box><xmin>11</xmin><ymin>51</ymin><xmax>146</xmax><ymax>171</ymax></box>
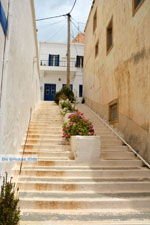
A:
<box><xmin>0</xmin><ymin>0</ymin><xmax>40</xmax><ymax>176</ymax></box>
<box><xmin>84</xmin><ymin>0</ymin><xmax>150</xmax><ymax>162</ymax></box>
<box><xmin>39</xmin><ymin>41</ymin><xmax>84</xmax><ymax>102</ymax></box>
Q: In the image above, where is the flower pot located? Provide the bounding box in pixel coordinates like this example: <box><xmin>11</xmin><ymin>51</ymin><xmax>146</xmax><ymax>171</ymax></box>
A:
<box><xmin>70</xmin><ymin>136</ymin><xmax>101</xmax><ymax>163</ymax></box>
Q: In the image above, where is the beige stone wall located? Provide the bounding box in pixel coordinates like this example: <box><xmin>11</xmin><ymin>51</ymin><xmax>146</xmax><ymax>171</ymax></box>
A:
<box><xmin>84</xmin><ymin>0</ymin><xmax>150</xmax><ymax>162</ymax></box>
<box><xmin>0</xmin><ymin>0</ymin><xmax>40</xmax><ymax>176</ymax></box>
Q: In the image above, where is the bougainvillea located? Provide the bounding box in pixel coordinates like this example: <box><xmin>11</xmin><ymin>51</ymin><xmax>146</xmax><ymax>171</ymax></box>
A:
<box><xmin>62</xmin><ymin>111</ymin><xmax>94</xmax><ymax>139</ymax></box>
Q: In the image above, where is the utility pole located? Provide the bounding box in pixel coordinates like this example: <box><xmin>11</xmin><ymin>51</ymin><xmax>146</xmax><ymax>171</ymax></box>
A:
<box><xmin>66</xmin><ymin>13</ymin><xmax>71</xmax><ymax>87</ymax></box>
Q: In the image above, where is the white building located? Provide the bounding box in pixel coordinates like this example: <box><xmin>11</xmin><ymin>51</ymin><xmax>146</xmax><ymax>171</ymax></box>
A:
<box><xmin>39</xmin><ymin>41</ymin><xmax>84</xmax><ymax>102</ymax></box>
<box><xmin>0</xmin><ymin>0</ymin><xmax>40</xmax><ymax>176</ymax></box>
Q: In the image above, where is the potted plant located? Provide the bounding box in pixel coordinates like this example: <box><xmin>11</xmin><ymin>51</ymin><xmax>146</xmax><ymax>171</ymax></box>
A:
<box><xmin>62</xmin><ymin>111</ymin><xmax>101</xmax><ymax>162</ymax></box>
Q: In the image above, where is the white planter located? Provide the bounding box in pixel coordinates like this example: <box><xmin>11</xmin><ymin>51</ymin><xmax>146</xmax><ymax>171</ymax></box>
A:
<box><xmin>71</xmin><ymin>136</ymin><xmax>101</xmax><ymax>163</ymax></box>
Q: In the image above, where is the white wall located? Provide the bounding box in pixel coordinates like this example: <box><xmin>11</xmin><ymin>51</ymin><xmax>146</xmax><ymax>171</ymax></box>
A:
<box><xmin>39</xmin><ymin>42</ymin><xmax>84</xmax><ymax>101</ymax></box>
<box><xmin>0</xmin><ymin>0</ymin><xmax>40</xmax><ymax>178</ymax></box>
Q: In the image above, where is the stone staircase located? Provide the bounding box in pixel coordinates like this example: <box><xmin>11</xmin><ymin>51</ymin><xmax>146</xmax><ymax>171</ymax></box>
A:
<box><xmin>14</xmin><ymin>101</ymin><xmax>150</xmax><ymax>224</ymax></box>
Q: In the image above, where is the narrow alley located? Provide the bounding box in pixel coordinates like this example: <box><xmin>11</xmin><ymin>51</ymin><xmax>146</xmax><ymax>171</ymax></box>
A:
<box><xmin>13</xmin><ymin>101</ymin><xmax>150</xmax><ymax>225</ymax></box>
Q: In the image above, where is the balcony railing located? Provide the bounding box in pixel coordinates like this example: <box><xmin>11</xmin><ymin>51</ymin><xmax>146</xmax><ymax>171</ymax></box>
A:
<box><xmin>40</xmin><ymin>60</ymin><xmax>83</xmax><ymax>68</ymax></box>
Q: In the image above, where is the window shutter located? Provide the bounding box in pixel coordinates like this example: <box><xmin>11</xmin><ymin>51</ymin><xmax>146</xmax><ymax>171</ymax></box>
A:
<box><xmin>0</xmin><ymin>1</ymin><xmax>8</xmax><ymax>35</ymax></box>
<box><xmin>75</xmin><ymin>56</ymin><xmax>80</xmax><ymax>67</ymax></box>
<box><xmin>56</xmin><ymin>55</ymin><xmax>60</xmax><ymax>66</ymax></box>
<box><xmin>48</xmin><ymin>54</ymin><xmax>52</xmax><ymax>66</ymax></box>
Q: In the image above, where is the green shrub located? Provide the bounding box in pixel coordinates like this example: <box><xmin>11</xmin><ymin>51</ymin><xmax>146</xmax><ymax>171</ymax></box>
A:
<box><xmin>62</xmin><ymin>111</ymin><xmax>95</xmax><ymax>139</ymax></box>
<box><xmin>0</xmin><ymin>172</ymin><xmax>20</xmax><ymax>225</ymax></box>
<box><xmin>54</xmin><ymin>86</ymin><xmax>75</xmax><ymax>104</ymax></box>
<box><xmin>60</xmin><ymin>100</ymin><xmax>77</xmax><ymax>116</ymax></box>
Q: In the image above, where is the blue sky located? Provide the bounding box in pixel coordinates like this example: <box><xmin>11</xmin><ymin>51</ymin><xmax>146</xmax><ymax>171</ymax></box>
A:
<box><xmin>34</xmin><ymin>0</ymin><xmax>93</xmax><ymax>42</ymax></box>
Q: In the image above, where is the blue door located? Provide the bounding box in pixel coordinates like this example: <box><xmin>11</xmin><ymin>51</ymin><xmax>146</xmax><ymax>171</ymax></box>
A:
<box><xmin>44</xmin><ymin>84</ymin><xmax>56</xmax><ymax>101</ymax></box>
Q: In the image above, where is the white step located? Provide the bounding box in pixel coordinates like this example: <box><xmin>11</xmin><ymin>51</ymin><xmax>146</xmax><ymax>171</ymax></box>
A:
<box><xmin>19</xmin><ymin>197</ymin><xmax>150</xmax><ymax>210</ymax></box>
<box><xmin>25</xmin><ymin>140</ymin><xmax>64</xmax><ymax>145</ymax></box>
<box><xmin>27</xmin><ymin>135</ymin><xmax>62</xmax><ymax>139</ymax></box>
<box><xmin>19</xmin><ymin>209</ymin><xmax>150</xmax><ymax>224</ymax></box>
<box><xmin>17</xmin><ymin>181</ymin><xmax>150</xmax><ymax>192</ymax></box>
<box><xmin>15</xmin><ymin>168</ymin><xmax>150</xmax><ymax>179</ymax></box>
<box><xmin>22</xmin><ymin>144</ymin><xmax>69</xmax><ymax>151</ymax></box>
<box><xmin>101</xmin><ymin>151</ymin><xmax>136</xmax><ymax>160</ymax></box>
<box><xmin>19</xmin><ymin>150</ymin><xmax>70</xmax><ymax>157</ymax></box>
<box><xmin>20</xmin><ymin>159</ymin><xmax>143</xmax><ymax>167</ymax></box>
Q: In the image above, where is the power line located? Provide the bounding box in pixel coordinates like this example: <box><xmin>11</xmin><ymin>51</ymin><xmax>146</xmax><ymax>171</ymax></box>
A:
<box><xmin>36</xmin><ymin>14</ymin><xmax>67</xmax><ymax>22</ymax></box>
<box><xmin>71</xmin><ymin>29</ymin><xmax>78</xmax><ymax>56</ymax></box>
<box><xmin>71</xmin><ymin>19</ymin><xmax>83</xmax><ymax>34</ymax></box>
<box><xmin>38</xmin><ymin>19</ymin><xmax>66</xmax><ymax>28</ymax></box>
<box><xmin>69</xmin><ymin>0</ymin><xmax>77</xmax><ymax>14</ymax></box>
<box><xmin>46</xmin><ymin>22</ymin><xmax>66</xmax><ymax>41</ymax></box>
<box><xmin>71</xmin><ymin>17</ymin><xmax>86</xmax><ymax>25</ymax></box>
<box><xmin>36</xmin><ymin>0</ymin><xmax>77</xmax><ymax>22</ymax></box>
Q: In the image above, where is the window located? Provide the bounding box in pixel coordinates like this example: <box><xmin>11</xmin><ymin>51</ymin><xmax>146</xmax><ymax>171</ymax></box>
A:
<box><xmin>48</xmin><ymin>54</ymin><xmax>59</xmax><ymax>66</ymax></box>
<box><xmin>133</xmin><ymin>0</ymin><xmax>145</xmax><ymax>14</ymax></box>
<box><xmin>79</xmin><ymin>85</ymin><xmax>83</xmax><ymax>97</ymax></box>
<box><xmin>95</xmin><ymin>40</ymin><xmax>99</xmax><ymax>57</ymax></box>
<box><xmin>93</xmin><ymin>9</ymin><xmax>97</xmax><ymax>33</ymax></box>
<box><xmin>109</xmin><ymin>100</ymin><xmax>119</xmax><ymax>123</ymax></box>
<box><xmin>75</xmin><ymin>56</ymin><xmax>84</xmax><ymax>68</ymax></box>
<box><xmin>106</xmin><ymin>18</ymin><xmax>113</xmax><ymax>54</ymax></box>
<box><xmin>0</xmin><ymin>1</ymin><xmax>8</xmax><ymax>35</ymax></box>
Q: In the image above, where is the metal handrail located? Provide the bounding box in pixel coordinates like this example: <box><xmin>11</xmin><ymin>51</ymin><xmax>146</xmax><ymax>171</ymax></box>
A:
<box><xmin>86</xmin><ymin>104</ymin><xmax>150</xmax><ymax>169</ymax></box>
<box><xmin>40</xmin><ymin>60</ymin><xmax>83</xmax><ymax>68</ymax></box>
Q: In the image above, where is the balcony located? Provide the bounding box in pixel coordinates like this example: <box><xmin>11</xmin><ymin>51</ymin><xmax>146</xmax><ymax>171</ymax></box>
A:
<box><xmin>40</xmin><ymin>60</ymin><xmax>83</xmax><ymax>72</ymax></box>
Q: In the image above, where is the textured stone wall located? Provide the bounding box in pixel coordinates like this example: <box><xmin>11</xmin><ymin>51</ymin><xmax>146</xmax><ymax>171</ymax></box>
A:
<box><xmin>0</xmin><ymin>0</ymin><xmax>40</xmax><ymax>177</ymax></box>
<box><xmin>84</xmin><ymin>0</ymin><xmax>150</xmax><ymax>162</ymax></box>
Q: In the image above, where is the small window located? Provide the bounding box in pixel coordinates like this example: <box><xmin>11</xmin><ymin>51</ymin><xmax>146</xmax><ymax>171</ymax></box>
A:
<box><xmin>93</xmin><ymin>9</ymin><xmax>97</xmax><ymax>33</ymax></box>
<box><xmin>133</xmin><ymin>0</ymin><xmax>145</xmax><ymax>14</ymax></box>
<box><xmin>106</xmin><ymin>18</ymin><xmax>113</xmax><ymax>54</ymax></box>
<box><xmin>95</xmin><ymin>40</ymin><xmax>99</xmax><ymax>57</ymax></box>
<box><xmin>109</xmin><ymin>100</ymin><xmax>118</xmax><ymax>123</ymax></box>
<box><xmin>75</xmin><ymin>56</ymin><xmax>84</xmax><ymax>68</ymax></box>
<box><xmin>48</xmin><ymin>54</ymin><xmax>59</xmax><ymax>66</ymax></box>
<box><xmin>79</xmin><ymin>85</ymin><xmax>83</xmax><ymax>97</ymax></box>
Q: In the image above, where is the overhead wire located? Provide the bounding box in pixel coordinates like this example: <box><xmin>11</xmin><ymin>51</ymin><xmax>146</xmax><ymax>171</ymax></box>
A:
<box><xmin>69</xmin><ymin>0</ymin><xmax>77</xmax><ymax>14</ymax></box>
<box><xmin>36</xmin><ymin>14</ymin><xmax>67</xmax><ymax>22</ymax></box>
<box><xmin>36</xmin><ymin>0</ymin><xmax>77</xmax><ymax>22</ymax></box>
<box><xmin>46</xmin><ymin>21</ymin><xmax>66</xmax><ymax>41</ymax></box>
<box><xmin>71</xmin><ymin>20</ymin><xmax>83</xmax><ymax>34</ymax></box>
<box><xmin>71</xmin><ymin>34</ymin><xmax>78</xmax><ymax>56</ymax></box>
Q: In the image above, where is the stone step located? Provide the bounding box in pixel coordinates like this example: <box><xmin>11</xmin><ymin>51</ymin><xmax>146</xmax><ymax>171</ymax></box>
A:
<box><xmin>18</xmin><ymin>176</ymin><xmax>150</xmax><ymax>183</ymax></box>
<box><xmin>20</xmin><ymin>159</ymin><xmax>143</xmax><ymax>167</ymax></box>
<box><xmin>22</xmin><ymin>144</ymin><xmax>69</xmax><ymax>151</ymax></box>
<box><xmin>19</xmin><ymin>197</ymin><xmax>150</xmax><ymax>210</ymax></box>
<box><xmin>102</xmin><ymin>146</ymin><xmax>128</xmax><ymax>151</ymax></box>
<box><xmin>28</xmin><ymin>127</ymin><xmax>62</xmax><ymax>131</ymax></box>
<box><xmin>101</xmin><ymin>135</ymin><xmax>121</xmax><ymax>140</ymax></box>
<box><xmin>19</xmin><ymin>191</ymin><xmax>150</xmax><ymax>199</ymax></box>
<box><xmin>101</xmin><ymin>140</ymin><xmax>123</xmax><ymax>145</ymax></box>
<box><xmin>19</xmin><ymin>208</ymin><xmax>150</xmax><ymax>224</ymax></box>
<box><xmin>31</xmin><ymin>118</ymin><xmax>61</xmax><ymax>121</ymax></box>
<box><xmin>101</xmin><ymin>151</ymin><xmax>136</xmax><ymax>160</ymax></box>
<box><xmin>29</xmin><ymin>123</ymin><xmax>62</xmax><ymax>127</ymax></box>
<box><xmin>27</xmin><ymin>131</ymin><xmax>62</xmax><ymax>135</ymax></box>
<box><xmin>15</xmin><ymin>168</ymin><xmax>150</xmax><ymax>178</ymax></box>
<box><xmin>16</xmin><ymin>166</ymin><xmax>145</xmax><ymax>171</ymax></box>
<box><xmin>25</xmin><ymin>139</ymin><xmax>64</xmax><ymax>145</ymax></box>
<box><xmin>27</xmin><ymin>135</ymin><xmax>62</xmax><ymax>139</ymax></box>
<box><xmin>17</xmin><ymin>181</ymin><xmax>150</xmax><ymax>192</ymax></box>
<box><xmin>19</xmin><ymin>150</ymin><xmax>70</xmax><ymax>157</ymax></box>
